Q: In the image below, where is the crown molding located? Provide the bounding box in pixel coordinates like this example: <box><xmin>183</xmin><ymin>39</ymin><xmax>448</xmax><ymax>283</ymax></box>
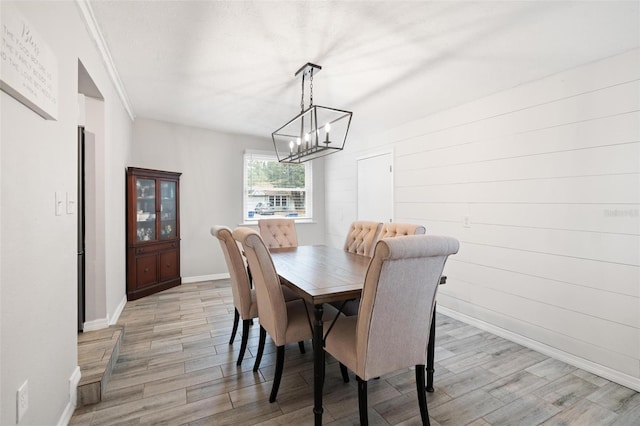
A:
<box><xmin>75</xmin><ymin>0</ymin><xmax>135</xmax><ymax>121</ymax></box>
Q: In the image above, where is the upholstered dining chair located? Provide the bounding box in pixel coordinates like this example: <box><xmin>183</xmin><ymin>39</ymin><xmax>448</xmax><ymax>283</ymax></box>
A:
<box><xmin>324</xmin><ymin>235</ymin><xmax>459</xmax><ymax>425</ymax></box>
<box><xmin>211</xmin><ymin>226</ymin><xmax>258</xmax><ymax>366</ymax></box>
<box><xmin>258</xmin><ymin>218</ymin><xmax>298</xmax><ymax>249</ymax></box>
<box><xmin>211</xmin><ymin>226</ymin><xmax>301</xmax><ymax>367</ymax></box>
<box><xmin>343</xmin><ymin>220</ymin><xmax>383</xmax><ymax>257</ymax></box>
<box><xmin>232</xmin><ymin>227</ymin><xmax>314</xmax><ymax>403</ymax></box>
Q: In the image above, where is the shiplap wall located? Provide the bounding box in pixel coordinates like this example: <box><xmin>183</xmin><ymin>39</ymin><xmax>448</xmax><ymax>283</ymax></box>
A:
<box><xmin>324</xmin><ymin>49</ymin><xmax>640</xmax><ymax>389</ymax></box>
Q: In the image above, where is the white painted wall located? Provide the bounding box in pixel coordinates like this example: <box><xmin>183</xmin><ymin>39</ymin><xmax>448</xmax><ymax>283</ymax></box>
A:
<box><xmin>325</xmin><ymin>49</ymin><xmax>640</xmax><ymax>390</ymax></box>
<box><xmin>132</xmin><ymin>118</ymin><xmax>327</xmax><ymax>281</ymax></box>
<box><xmin>0</xmin><ymin>1</ymin><xmax>133</xmax><ymax>424</ymax></box>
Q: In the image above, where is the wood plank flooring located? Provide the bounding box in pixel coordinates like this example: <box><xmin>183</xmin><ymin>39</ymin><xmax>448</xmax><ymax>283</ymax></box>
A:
<box><xmin>71</xmin><ymin>280</ymin><xmax>640</xmax><ymax>425</ymax></box>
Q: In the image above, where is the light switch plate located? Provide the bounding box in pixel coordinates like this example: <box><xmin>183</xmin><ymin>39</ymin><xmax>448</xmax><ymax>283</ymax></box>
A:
<box><xmin>55</xmin><ymin>192</ymin><xmax>63</xmax><ymax>216</ymax></box>
<box><xmin>66</xmin><ymin>192</ymin><xmax>76</xmax><ymax>214</ymax></box>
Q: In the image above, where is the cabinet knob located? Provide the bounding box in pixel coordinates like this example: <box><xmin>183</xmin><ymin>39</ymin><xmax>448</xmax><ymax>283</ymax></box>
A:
<box><xmin>144</xmin><ymin>268</ymin><xmax>149</xmax><ymax>273</ymax></box>
<box><xmin>166</xmin><ymin>264</ymin><xmax>171</xmax><ymax>268</ymax></box>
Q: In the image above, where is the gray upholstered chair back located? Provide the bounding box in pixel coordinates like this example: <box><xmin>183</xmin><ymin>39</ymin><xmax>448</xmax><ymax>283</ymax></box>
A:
<box><xmin>233</xmin><ymin>227</ymin><xmax>289</xmax><ymax>345</ymax></box>
<box><xmin>258</xmin><ymin>218</ymin><xmax>299</xmax><ymax>248</ymax></box>
<box><xmin>211</xmin><ymin>226</ymin><xmax>256</xmax><ymax>320</ymax></box>
<box><xmin>327</xmin><ymin>235</ymin><xmax>459</xmax><ymax>381</ymax></box>
<box><xmin>343</xmin><ymin>221</ymin><xmax>383</xmax><ymax>257</ymax></box>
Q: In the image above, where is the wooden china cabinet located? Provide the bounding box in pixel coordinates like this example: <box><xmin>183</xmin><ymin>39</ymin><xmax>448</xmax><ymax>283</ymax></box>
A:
<box><xmin>126</xmin><ymin>167</ymin><xmax>182</xmax><ymax>300</ymax></box>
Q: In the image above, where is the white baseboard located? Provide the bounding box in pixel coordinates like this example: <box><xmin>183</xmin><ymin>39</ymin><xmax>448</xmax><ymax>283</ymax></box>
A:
<box><xmin>82</xmin><ymin>318</ymin><xmax>109</xmax><ymax>331</ymax></box>
<box><xmin>183</xmin><ymin>273</ymin><xmax>229</xmax><ymax>284</ymax></box>
<box><xmin>83</xmin><ymin>294</ymin><xmax>127</xmax><ymax>331</ymax></box>
<box><xmin>109</xmin><ymin>294</ymin><xmax>127</xmax><ymax>326</ymax></box>
<box><xmin>437</xmin><ymin>306</ymin><xmax>640</xmax><ymax>392</ymax></box>
<box><xmin>57</xmin><ymin>366</ymin><xmax>81</xmax><ymax>426</ymax></box>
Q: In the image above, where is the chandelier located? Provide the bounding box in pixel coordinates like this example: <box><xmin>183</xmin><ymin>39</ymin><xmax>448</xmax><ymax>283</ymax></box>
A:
<box><xmin>272</xmin><ymin>63</ymin><xmax>352</xmax><ymax>163</ymax></box>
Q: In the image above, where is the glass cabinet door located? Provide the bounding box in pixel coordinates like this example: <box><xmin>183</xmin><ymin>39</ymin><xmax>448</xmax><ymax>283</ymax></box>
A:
<box><xmin>160</xmin><ymin>180</ymin><xmax>176</xmax><ymax>240</ymax></box>
<box><xmin>136</xmin><ymin>178</ymin><xmax>156</xmax><ymax>241</ymax></box>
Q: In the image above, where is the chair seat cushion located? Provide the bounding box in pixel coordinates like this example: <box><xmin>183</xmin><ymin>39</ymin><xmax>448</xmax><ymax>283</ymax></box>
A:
<box><xmin>323</xmin><ymin>315</ymin><xmax>358</xmax><ymax>374</ymax></box>
<box><xmin>281</xmin><ymin>299</ymin><xmax>313</xmax><ymax>345</ymax></box>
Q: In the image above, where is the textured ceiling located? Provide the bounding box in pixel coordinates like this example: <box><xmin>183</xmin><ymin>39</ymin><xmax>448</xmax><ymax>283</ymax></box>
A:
<box><xmin>88</xmin><ymin>1</ymin><xmax>639</xmax><ymax>140</ymax></box>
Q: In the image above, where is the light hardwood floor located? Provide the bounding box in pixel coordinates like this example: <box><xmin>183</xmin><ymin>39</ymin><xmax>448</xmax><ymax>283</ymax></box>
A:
<box><xmin>71</xmin><ymin>280</ymin><xmax>640</xmax><ymax>425</ymax></box>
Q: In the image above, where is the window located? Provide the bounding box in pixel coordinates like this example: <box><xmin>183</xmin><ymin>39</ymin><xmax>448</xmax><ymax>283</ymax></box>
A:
<box><xmin>269</xmin><ymin>195</ymin><xmax>288</xmax><ymax>207</ymax></box>
<box><xmin>243</xmin><ymin>151</ymin><xmax>312</xmax><ymax>220</ymax></box>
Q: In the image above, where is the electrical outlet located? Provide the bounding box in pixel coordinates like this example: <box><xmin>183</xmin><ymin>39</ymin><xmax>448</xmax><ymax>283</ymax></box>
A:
<box><xmin>463</xmin><ymin>215</ymin><xmax>471</xmax><ymax>228</ymax></box>
<box><xmin>17</xmin><ymin>380</ymin><xmax>28</xmax><ymax>422</ymax></box>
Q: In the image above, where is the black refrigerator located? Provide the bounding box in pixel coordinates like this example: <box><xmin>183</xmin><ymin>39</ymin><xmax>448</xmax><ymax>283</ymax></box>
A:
<box><xmin>77</xmin><ymin>127</ymin><xmax>85</xmax><ymax>332</ymax></box>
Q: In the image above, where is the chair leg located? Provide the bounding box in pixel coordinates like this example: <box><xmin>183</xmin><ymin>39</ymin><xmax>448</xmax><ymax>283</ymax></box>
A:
<box><xmin>426</xmin><ymin>305</ymin><xmax>436</xmax><ymax>392</ymax></box>
<box><xmin>357</xmin><ymin>376</ymin><xmax>369</xmax><ymax>426</ymax></box>
<box><xmin>269</xmin><ymin>346</ymin><xmax>285</xmax><ymax>403</ymax></box>
<box><xmin>298</xmin><ymin>341</ymin><xmax>306</xmax><ymax>354</ymax></box>
<box><xmin>415</xmin><ymin>364</ymin><xmax>430</xmax><ymax>426</ymax></box>
<box><xmin>339</xmin><ymin>362</ymin><xmax>350</xmax><ymax>383</ymax></box>
<box><xmin>236</xmin><ymin>319</ymin><xmax>251</xmax><ymax>366</ymax></box>
<box><xmin>253</xmin><ymin>326</ymin><xmax>267</xmax><ymax>372</ymax></box>
<box><xmin>229</xmin><ymin>309</ymin><xmax>240</xmax><ymax>345</ymax></box>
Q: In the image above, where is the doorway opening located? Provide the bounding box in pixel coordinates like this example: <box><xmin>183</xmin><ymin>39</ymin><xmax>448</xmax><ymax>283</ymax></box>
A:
<box><xmin>77</xmin><ymin>59</ymin><xmax>106</xmax><ymax>332</ymax></box>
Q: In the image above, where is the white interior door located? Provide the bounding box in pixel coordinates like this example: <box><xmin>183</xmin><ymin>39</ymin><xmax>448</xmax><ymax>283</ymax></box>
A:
<box><xmin>357</xmin><ymin>152</ymin><xmax>393</xmax><ymax>223</ymax></box>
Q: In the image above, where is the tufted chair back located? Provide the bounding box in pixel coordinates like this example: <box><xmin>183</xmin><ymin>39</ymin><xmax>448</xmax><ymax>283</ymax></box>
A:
<box><xmin>343</xmin><ymin>221</ymin><xmax>383</xmax><ymax>257</ymax></box>
<box><xmin>258</xmin><ymin>218</ymin><xmax>299</xmax><ymax>249</ymax></box>
<box><xmin>376</xmin><ymin>222</ymin><xmax>426</xmax><ymax>241</ymax></box>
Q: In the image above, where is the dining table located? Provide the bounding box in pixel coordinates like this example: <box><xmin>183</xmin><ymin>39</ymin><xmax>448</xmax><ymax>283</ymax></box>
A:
<box><xmin>270</xmin><ymin>244</ymin><xmax>444</xmax><ymax>425</ymax></box>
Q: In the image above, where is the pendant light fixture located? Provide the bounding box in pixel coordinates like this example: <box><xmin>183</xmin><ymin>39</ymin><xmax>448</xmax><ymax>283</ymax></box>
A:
<box><xmin>272</xmin><ymin>63</ymin><xmax>352</xmax><ymax>163</ymax></box>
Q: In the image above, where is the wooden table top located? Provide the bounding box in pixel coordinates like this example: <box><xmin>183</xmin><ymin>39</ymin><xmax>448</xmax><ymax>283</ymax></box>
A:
<box><xmin>270</xmin><ymin>245</ymin><xmax>371</xmax><ymax>305</ymax></box>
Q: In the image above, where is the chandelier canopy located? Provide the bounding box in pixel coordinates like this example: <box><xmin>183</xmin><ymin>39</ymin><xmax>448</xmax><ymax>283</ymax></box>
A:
<box><xmin>272</xmin><ymin>63</ymin><xmax>352</xmax><ymax>163</ymax></box>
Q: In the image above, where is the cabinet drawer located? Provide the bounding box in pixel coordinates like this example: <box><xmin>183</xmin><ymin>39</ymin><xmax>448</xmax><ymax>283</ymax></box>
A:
<box><xmin>136</xmin><ymin>254</ymin><xmax>158</xmax><ymax>287</ymax></box>
<box><xmin>160</xmin><ymin>250</ymin><xmax>179</xmax><ymax>281</ymax></box>
<box><xmin>135</xmin><ymin>241</ymin><xmax>178</xmax><ymax>254</ymax></box>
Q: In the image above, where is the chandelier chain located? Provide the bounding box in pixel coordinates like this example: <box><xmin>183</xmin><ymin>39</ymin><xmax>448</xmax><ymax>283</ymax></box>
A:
<box><xmin>300</xmin><ymin>72</ymin><xmax>305</xmax><ymax>112</ymax></box>
<box><xmin>309</xmin><ymin>69</ymin><xmax>314</xmax><ymax>107</ymax></box>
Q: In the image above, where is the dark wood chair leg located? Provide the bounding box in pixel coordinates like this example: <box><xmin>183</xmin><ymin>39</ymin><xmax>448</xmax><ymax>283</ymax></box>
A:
<box><xmin>357</xmin><ymin>376</ymin><xmax>369</xmax><ymax>426</ymax></box>
<box><xmin>339</xmin><ymin>362</ymin><xmax>350</xmax><ymax>383</ymax></box>
<box><xmin>229</xmin><ymin>309</ymin><xmax>240</xmax><ymax>345</ymax></box>
<box><xmin>416</xmin><ymin>364</ymin><xmax>430</xmax><ymax>425</ymax></box>
<box><xmin>253</xmin><ymin>326</ymin><xmax>267</xmax><ymax>372</ymax></box>
<box><xmin>236</xmin><ymin>319</ymin><xmax>251</xmax><ymax>366</ymax></box>
<box><xmin>269</xmin><ymin>346</ymin><xmax>285</xmax><ymax>403</ymax></box>
<box><xmin>426</xmin><ymin>304</ymin><xmax>436</xmax><ymax>392</ymax></box>
<box><xmin>298</xmin><ymin>341</ymin><xmax>306</xmax><ymax>354</ymax></box>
